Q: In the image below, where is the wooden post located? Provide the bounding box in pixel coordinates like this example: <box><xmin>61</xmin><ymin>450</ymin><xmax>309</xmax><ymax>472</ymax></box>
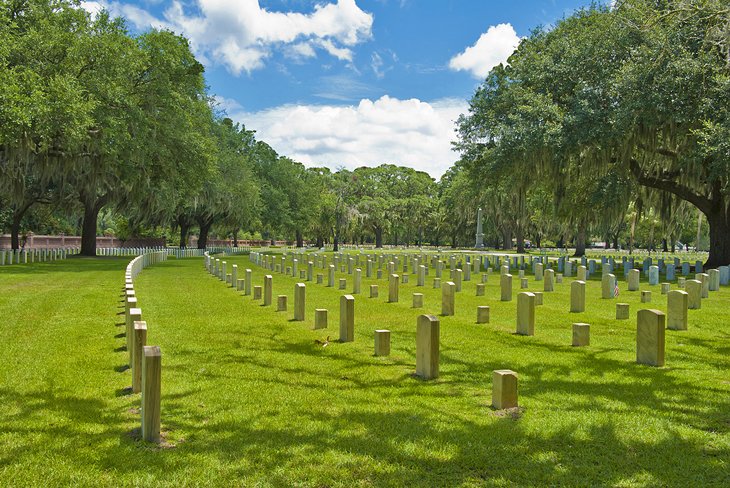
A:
<box><xmin>416</xmin><ymin>314</ymin><xmax>439</xmax><ymax>380</ymax></box>
<box><xmin>339</xmin><ymin>295</ymin><xmax>355</xmax><ymax>342</ymax></box>
<box><xmin>132</xmin><ymin>321</ymin><xmax>148</xmax><ymax>393</ymax></box>
<box><xmin>374</xmin><ymin>329</ymin><xmax>390</xmax><ymax>356</ymax></box>
<box><xmin>127</xmin><ymin>308</ymin><xmax>142</xmax><ymax>365</ymax></box>
<box><xmin>141</xmin><ymin>345</ymin><xmax>162</xmax><ymax>443</ymax></box>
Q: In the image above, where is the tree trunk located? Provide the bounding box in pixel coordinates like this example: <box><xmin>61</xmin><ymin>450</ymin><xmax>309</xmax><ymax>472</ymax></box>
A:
<box><xmin>451</xmin><ymin>231</ymin><xmax>457</xmax><ymax>249</ymax></box>
<box><xmin>316</xmin><ymin>235</ymin><xmax>323</xmax><ymax>248</ymax></box>
<box><xmin>179</xmin><ymin>223</ymin><xmax>189</xmax><ymax>249</ymax></box>
<box><xmin>516</xmin><ymin>225</ymin><xmax>525</xmax><ymax>253</ymax></box>
<box><xmin>10</xmin><ymin>199</ymin><xmax>36</xmax><ymax>250</ymax></box>
<box><xmin>629</xmin><ymin>213</ymin><xmax>637</xmax><ymax>255</ymax></box>
<box><xmin>10</xmin><ymin>214</ymin><xmax>21</xmax><ymax>251</ymax></box>
<box><xmin>574</xmin><ymin>223</ymin><xmax>586</xmax><ymax>257</ymax></box>
<box><xmin>296</xmin><ymin>230</ymin><xmax>303</xmax><ymax>248</ymax></box>
<box><xmin>197</xmin><ymin>220</ymin><xmax>212</xmax><ymax>249</ymax></box>
<box><xmin>233</xmin><ymin>229</ymin><xmax>238</xmax><ymax>247</ymax></box>
<box><xmin>333</xmin><ymin>230</ymin><xmax>339</xmax><ymax>252</ymax></box>
<box><xmin>375</xmin><ymin>227</ymin><xmax>383</xmax><ymax>248</ymax></box>
<box><xmin>79</xmin><ymin>193</ymin><xmax>109</xmax><ymax>257</ymax></box>
<box><xmin>80</xmin><ymin>200</ymin><xmax>101</xmax><ymax>256</ymax></box>
<box><xmin>705</xmin><ymin>207</ymin><xmax>730</xmax><ymax>268</ymax></box>
<box><xmin>662</xmin><ymin>238</ymin><xmax>668</xmax><ymax>253</ymax></box>
<box><xmin>696</xmin><ymin>210</ymin><xmax>703</xmax><ymax>251</ymax></box>
<box><xmin>501</xmin><ymin>228</ymin><xmax>511</xmax><ymax>251</ymax></box>
<box><xmin>535</xmin><ymin>234</ymin><xmax>542</xmax><ymax>249</ymax></box>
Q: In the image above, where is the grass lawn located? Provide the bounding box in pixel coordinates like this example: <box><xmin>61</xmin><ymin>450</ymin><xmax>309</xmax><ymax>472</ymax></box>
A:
<box><xmin>1</xmin><ymin>253</ymin><xmax>728</xmax><ymax>487</ymax></box>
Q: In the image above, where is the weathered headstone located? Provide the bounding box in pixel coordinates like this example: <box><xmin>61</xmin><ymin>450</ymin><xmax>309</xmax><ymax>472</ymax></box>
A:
<box><xmin>339</xmin><ymin>295</ymin><xmax>355</xmax><ymax>342</ymax></box>
<box><xmin>441</xmin><ymin>281</ymin><xmax>456</xmax><ymax>316</ymax></box>
<box><xmin>570</xmin><ymin>280</ymin><xmax>586</xmax><ymax>313</ymax></box>
<box><xmin>245</xmin><ymin>269</ymin><xmax>252</xmax><ymax>296</ymax></box>
<box><xmin>667</xmin><ymin>290</ymin><xmax>688</xmax><ymax>330</ymax></box>
<box><xmin>708</xmin><ymin>269</ymin><xmax>720</xmax><ymax>292</ymax></box>
<box><xmin>577</xmin><ymin>266</ymin><xmax>587</xmax><ymax>281</ymax></box>
<box><xmin>374</xmin><ymin>330</ymin><xmax>390</xmax><ymax>356</ymax></box>
<box><xmin>516</xmin><ymin>292</ymin><xmax>536</xmax><ymax>336</ymax></box>
<box><xmin>328</xmin><ymin>264</ymin><xmax>335</xmax><ymax>287</ymax></box>
<box><xmin>277</xmin><ymin>295</ymin><xmax>287</xmax><ymax>312</ymax></box>
<box><xmin>544</xmin><ymin>269</ymin><xmax>554</xmax><ymax>292</ymax></box>
<box><xmin>294</xmin><ymin>283</ymin><xmax>305</xmax><ymax>321</ymax></box>
<box><xmin>696</xmin><ymin>273</ymin><xmax>709</xmax><ymax>298</ymax></box>
<box><xmin>339</xmin><ymin>278</ymin><xmax>347</xmax><ymax>290</ymax></box>
<box><xmin>501</xmin><ymin>273</ymin><xmax>512</xmax><ymax>302</ymax></box>
<box><xmin>628</xmin><ymin>269</ymin><xmax>640</xmax><ymax>291</ymax></box>
<box><xmin>648</xmin><ymin>266</ymin><xmax>659</xmax><ymax>286</ymax></box>
<box><xmin>476</xmin><ymin>283</ymin><xmax>485</xmax><ymax>296</ymax></box>
<box><xmin>263</xmin><ymin>275</ymin><xmax>273</xmax><ymax>306</ymax></box>
<box><xmin>314</xmin><ymin>309</ymin><xmax>327</xmax><ymax>329</ymax></box>
<box><xmin>492</xmin><ymin>370</ymin><xmax>518</xmax><ymax>409</ymax></box>
<box><xmin>616</xmin><ymin>303</ymin><xmax>629</xmax><ymax>320</ymax></box>
<box><xmin>686</xmin><ymin>279</ymin><xmax>702</xmax><ymax>309</ymax></box>
<box><xmin>602</xmin><ymin>274</ymin><xmax>616</xmax><ymax>299</ymax></box>
<box><xmin>416</xmin><ymin>315</ymin><xmax>440</xmax><ymax>380</ymax></box>
<box><xmin>477</xmin><ymin>306</ymin><xmax>490</xmax><ymax>324</ymax></box>
<box><xmin>370</xmin><ymin>284</ymin><xmax>379</xmax><ymax>298</ymax></box>
<box><xmin>412</xmin><ymin>293</ymin><xmax>424</xmax><ymax>308</ymax></box>
<box><xmin>660</xmin><ymin>283</ymin><xmax>670</xmax><ymax>295</ymax></box>
<box><xmin>641</xmin><ymin>290</ymin><xmax>651</xmax><ymax>303</ymax></box>
<box><xmin>572</xmin><ymin>323</ymin><xmax>590</xmax><ymax>347</ymax></box>
<box><xmin>389</xmin><ymin>274</ymin><xmax>399</xmax><ymax>303</ymax></box>
<box><xmin>636</xmin><ymin>309</ymin><xmax>665</xmax><ymax>367</ymax></box>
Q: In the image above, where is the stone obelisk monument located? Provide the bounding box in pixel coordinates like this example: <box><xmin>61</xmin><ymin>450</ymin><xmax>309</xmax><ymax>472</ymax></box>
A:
<box><xmin>475</xmin><ymin>207</ymin><xmax>484</xmax><ymax>248</ymax></box>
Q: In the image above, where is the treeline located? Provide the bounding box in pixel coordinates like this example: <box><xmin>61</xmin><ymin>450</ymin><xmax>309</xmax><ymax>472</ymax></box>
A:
<box><xmin>1</xmin><ymin>1</ymin><xmax>726</xmax><ymax>261</ymax></box>
<box><xmin>453</xmin><ymin>0</ymin><xmax>729</xmax><ymax>267</ymax></box>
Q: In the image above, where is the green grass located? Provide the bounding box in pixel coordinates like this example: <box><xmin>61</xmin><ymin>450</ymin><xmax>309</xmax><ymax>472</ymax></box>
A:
<box><xmin>1</xmin><ymin>253</ymin><xmax>729</xmax><ymax>487</ymax></box>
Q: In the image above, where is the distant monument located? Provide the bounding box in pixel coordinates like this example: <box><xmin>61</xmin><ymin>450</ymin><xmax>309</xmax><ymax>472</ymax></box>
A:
<box><xmin>475</xmin><ymin>207</ymin><xmax>484</xmax><ymax>248</ymax></box>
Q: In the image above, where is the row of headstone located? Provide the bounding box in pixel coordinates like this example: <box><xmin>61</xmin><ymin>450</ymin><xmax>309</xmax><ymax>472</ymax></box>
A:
<box><xmin>0</xmin><ymin>247</ymin><xmax>75</xmax><ymax>265</ymax></box>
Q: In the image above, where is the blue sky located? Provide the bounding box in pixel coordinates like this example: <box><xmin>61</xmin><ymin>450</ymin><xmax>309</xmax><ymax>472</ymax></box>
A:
<box><xmin>83</xmin><ymin>0</ymin><xmax>606</xmax><ymax>178</ymax></box>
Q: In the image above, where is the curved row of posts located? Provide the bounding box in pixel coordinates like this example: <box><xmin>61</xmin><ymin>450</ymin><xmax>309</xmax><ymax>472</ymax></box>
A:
<box><xmin>123</xmin><ymin>251</ymin><xmax>168</xmax><ymax>443</ymax></box>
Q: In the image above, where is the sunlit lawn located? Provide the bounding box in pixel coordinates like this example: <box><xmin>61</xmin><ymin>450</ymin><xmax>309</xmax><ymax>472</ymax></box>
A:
<box><xmin>0</xmin><ymin>252</ymin><xmax>728</xmax><ymax>486</ymax></box>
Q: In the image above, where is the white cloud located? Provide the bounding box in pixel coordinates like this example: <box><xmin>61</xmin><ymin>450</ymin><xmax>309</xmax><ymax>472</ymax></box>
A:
<box><xmin>449</xmin><ymin>23</ymin><xmax>521</xmax><ymax>79</ymax></box>
<box><xmin>83</xmin><ymin>0</ymin><xmax>373</xmax><ymax>75</ymax></box>
<box><xmin>226</xmin><ymin>96</ymin><xmax>468</xmax><ymax>178</ymax></box>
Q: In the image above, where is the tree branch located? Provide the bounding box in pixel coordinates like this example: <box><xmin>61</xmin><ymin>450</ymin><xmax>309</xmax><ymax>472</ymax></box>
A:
<box><xmin>628</xmin><ymin>158</ymin><xmax>712</xmax><ymax>213</ymax></box>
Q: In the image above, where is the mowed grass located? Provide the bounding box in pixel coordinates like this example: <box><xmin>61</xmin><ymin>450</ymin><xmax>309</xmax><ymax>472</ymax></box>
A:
<box><xmin>1</xmin><ymin>253</ymin><xmax>729</xmax><ymax>487</ymax></box>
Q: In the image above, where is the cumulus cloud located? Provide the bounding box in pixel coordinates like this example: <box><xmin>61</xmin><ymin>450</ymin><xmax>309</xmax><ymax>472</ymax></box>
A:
<box><xmin>449</xmin><ymin>23</ymin><xmax>521</xmax><ymax>79</ymax></box>
<box><xmin>82</xmin><ymin>0</ymin><xmax>373</xmax><ymax>74</ymax></box>
<box><xmin>224</xmin><ymin>96</ymin><xmax>467</xmax><ymax>178</ymax></box>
